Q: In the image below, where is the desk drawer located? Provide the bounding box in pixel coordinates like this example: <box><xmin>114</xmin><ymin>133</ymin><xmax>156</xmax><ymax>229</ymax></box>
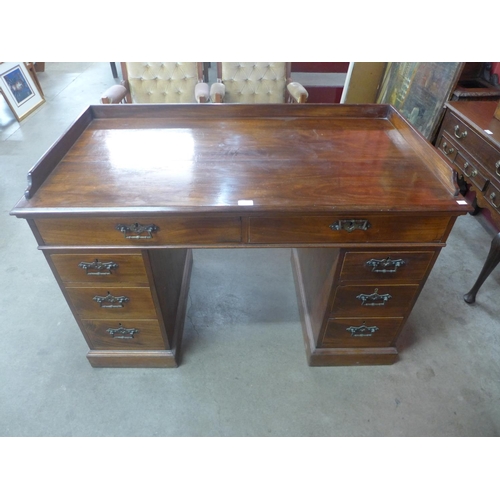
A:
<box><xmin>437</xmin><ymin>132</ymin><xmax>489</xmax><ymax>193</ymax></box>
<box><xmin>248</xmin><ymin>215</ymin><xmax>450</xmax><ymax>244</ymax></box>
<box><xmin>440</xmin><ymin>112</ymin><xmax>500</xmax><ymax>174</ymax></box>
<box><xmin>66</xmin><ymin>286</ymin><xmax>157</xmax><ymax>319</ymax></box>
<box><xmin>50</xmin><ymin>253</ymin><xmax>148</xmax><ymax>284</ymax></box>
<box><xmin>321</xmin><ymin>317</ymin><xmax>404</xmax><ymax>348</ymax></box>
<box><xmin>484</xmin><ymin>182</ymin><xmax>500</xmax><ymax>216</ymax></box>
<box><xmin>331</xmin><ymin>284</ymin><xmax>419</xmax><ymax>317</ymax></box>
<box><xmin>82</xmin><ymin>319</ymin><xmax>166</xmax><ymax>350</ymax></box>
<box><xmin>340</xmin><ymin>251</ymin><xmax>435</xmax><ymax>282</ymax></box>
<box><xmin>35</xmin><ymin>216</ymin><xmax>242</xmax><ymax>246</ymax></box>
<box><xmin>454</xmin><ymin>150</ymin><xmax>489</xmax><ymax>193</ymax></box>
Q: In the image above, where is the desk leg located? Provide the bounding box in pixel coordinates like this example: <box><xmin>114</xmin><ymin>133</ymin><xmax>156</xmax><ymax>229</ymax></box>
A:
<box><xmin>464</xmin><ymin>232</ymin><xmax>500</xmax><ymax>304</ymax></box>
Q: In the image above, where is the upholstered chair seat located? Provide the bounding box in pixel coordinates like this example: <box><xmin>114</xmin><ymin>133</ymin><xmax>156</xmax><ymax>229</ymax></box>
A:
<box><xmin>101</xmin><ymin>62</ymin><xmax>209</xmax><ymax>104</ymax></box>
<box><xmin>210</xmin><ymin>62</ymin><xmax>308</xmax><ymax>104</ymax></box>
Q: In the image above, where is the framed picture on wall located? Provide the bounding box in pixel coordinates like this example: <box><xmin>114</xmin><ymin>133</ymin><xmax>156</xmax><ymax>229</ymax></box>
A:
<box><xmin>377</xmin><ymin>62</ymin><xmax>464</xmax><ymax>141</ymax></box>
<box><xmin>0</xmin><ymin>62</ymin><xmax>45</xmax><ymax>121</ymax></box>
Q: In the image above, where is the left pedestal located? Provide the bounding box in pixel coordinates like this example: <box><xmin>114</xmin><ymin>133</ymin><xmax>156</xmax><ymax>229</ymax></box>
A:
<box><xmin>44</xmin><ymin>248</ymin><xmax>193</xmax><ymax>368</ymax></box>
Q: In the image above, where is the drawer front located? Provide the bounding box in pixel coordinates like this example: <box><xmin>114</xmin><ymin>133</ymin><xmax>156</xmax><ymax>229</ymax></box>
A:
<box><xmin>50</xmin><ymin>253</ymin><xmax>148</xmax><ymax>284</ymax></box>
<box><xmin>35</xmin><ymin>216</ymin><xmax>242</xmax><ymax>246</ymax></box>
<box><xmin>484</xmin><ymin>182</ymin><xmax>500</xmax><ymax>216</ymax></box>
<box><xmin>248</xmin><ymin>216</ymin><xmax>451</xmax><ymax>244</ymax></box>
<box><xmin>65</xmin><ymin>286</ymin><xmax>157</xmax><ymax>319</ymax></box>
<box><xmin>82</xmin><ymin>319</ymin><xmax>166</xmax><ymax>350</ymax></box>
<box><xmin>331</xmin><ymin>284</ymin><xmax>420</xmax><ymax>317</ymax></box>
<box><xmin>340</xmin><ymin>251</ymin><xmax>435</xmax><ymax>282</ymax></box>
<box><xmin>441</xmin><ymin>112</ymin><xmax>500</xmax><ymax>175</ymax></box>
<box><xmin>321</xmin><ymin>317</ymin><xmax>404</xmax><ymax>348</ymax></box>
<box><xmin>454</xmin><ymin>150</ymin><xmax>489</xmax><ymax>192</ymax></box>
<box><xmin>436</xmin><ymin>133</ymin><xmax>458</xmax><ymax>161</ymax></box>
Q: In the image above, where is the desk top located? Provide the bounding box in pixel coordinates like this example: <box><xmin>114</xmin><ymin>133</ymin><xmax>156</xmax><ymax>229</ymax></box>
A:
<box><xmin>445</xmin><ymin>100</ymin><xmax>500</xmax><ymax>148</ymax></box>
<box><xmin>12</xmin><ymin>104</ymin><xmax>466</xmax><ymax>218</ymax></box>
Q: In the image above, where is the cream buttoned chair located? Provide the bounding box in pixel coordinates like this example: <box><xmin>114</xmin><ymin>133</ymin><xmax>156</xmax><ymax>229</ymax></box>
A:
<box><xmin>101</xmin><ymin>62</ymin><xmax>209</xmax><ymax>104</ymax></box>
<box><xmin>210</xmin><ymin>62</ymin><xmax>308</xmax><ymax>104</ymax></box>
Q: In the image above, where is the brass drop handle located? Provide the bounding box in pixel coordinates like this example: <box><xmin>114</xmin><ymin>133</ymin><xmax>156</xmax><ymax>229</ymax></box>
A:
<box><xmin>346</xmin><ymin>322</ymin><xmax>379</xmax><ymax>337</ymax></box>
<box><xmin>93</xmin><ymin>292</ymin><xmax>130</xmax><ymax>308</ymax></box>
<box><xmin>365</xmin><ymin>257</ymin><xmax>405</xmax><ymax>273</ymax></box>
<box><xmin>454</xmin><ymin>125</ymin><xmax>467</xmax><ymax>139</ymax></box>
<box><xmin>356</xmin><ymin>288</ymin><xmax>392</xmax><ymax>306</ymax></box>
<box><xmin>442</xmin><ymin>142</ymin><xmax>455</xmax><ymax>155</ymax></box>
<box><xmin>330</xmin><ymin>219</ymin><xmax>371</xmax><ymax>232</ymax></box>
<box><xmin>463</xmin><ymin>162</ymin><xmax>477</xmax><ymax>178</ymax></box>
<box><xmin>116</xmin><ymin>223</ymin><xmax>159</xmax><ymax>239</ymax></box>
<box><xmin>490</xmin><ymin>192</ymin><xmax>499</xmax><ymax>208</ymax></box>
<box><xmin>107</xmin><ymin>323</ymin><xmax>139</xmax><ymax>339</ymax></box>
<box><xmin>79</xmin><ymin>259</ymin><xmax>119</xmax><ymax>276</ymax></box>
<box><xmin>495</xmin><ymin>160</ymin><xmax>500</xmax><ymax>177</ymax></box>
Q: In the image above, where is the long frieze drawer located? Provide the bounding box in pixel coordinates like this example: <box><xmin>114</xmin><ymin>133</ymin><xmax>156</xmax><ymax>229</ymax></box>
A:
<box><xmin>321</xmin><ymin>317</ymin><xmax>404</xmax><ymax>348</ymax></box>
<box><xmin>340</xmin><ymin>251</ymin><xmax>435</xmax><ymax>282</ymax></box>
<box><xmin>441</xmin><ymin>112</ymin><xmax>500</xmax><ymax>172</ymax></box>
<box><xmin>34</xmin><ymin>216</ymin><xmax>242</xmax><ymax>246</ymax></box>
<box><xmin>331</xmin><ymin>284</ymin><xmax>420</xmax><ymax>317</ymax></box>
<box><xmin>50</xmin><ymin>253</ymin><xmax>148</xmax><ymax>284</ymax></box>
<box><xmin>248</xmin><ymin>216</ymin><xmax>451</xmax><ymax>244</ymax></box>
<box><xmin>484</xmin><ymin>182</ymin><xmax>500</xmax><ymax>216</ymax></box>
<box><xmin>65</xmin><ymin>286</ymin><xmax>157</xmax><ymax>319</ymax></box>
<box><xmin>81</xmin><ymin>319</ymin><xmax>166</xmax><ymax>350</ymax></box>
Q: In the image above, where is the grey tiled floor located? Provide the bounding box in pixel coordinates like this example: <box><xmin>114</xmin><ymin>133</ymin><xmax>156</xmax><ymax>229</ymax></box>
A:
<box><xmin>1</xmin><ymin>63</ymin><xmax>499</xmax><ymax>438</ymax></box>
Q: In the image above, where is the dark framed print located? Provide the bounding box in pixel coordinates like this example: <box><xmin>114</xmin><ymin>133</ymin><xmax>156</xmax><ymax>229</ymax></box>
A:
<box><xmin>377</xmin><ymin>62</ymin><xmax>464</xmax><ymax>140</ymax></box>
<box><xmin>0</xmin><ymin>62</ymin><xmax>45</xmax><ymax>121</ymax></box>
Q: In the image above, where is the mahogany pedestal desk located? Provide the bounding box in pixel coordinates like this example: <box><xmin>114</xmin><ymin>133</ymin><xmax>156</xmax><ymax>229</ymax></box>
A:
<box><xmin>10</xmin><ymin>104</ymin><xmax>468</xmax><ymax>368</ymax></box>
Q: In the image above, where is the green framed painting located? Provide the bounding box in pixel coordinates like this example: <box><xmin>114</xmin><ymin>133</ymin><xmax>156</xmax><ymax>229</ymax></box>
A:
<box><xmin>377</xmin><ymin>62</ymin><xmax>464</xmax><ymax>140</ymax></box>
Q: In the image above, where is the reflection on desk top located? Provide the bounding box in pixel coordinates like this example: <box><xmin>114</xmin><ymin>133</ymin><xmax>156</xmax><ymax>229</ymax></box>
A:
<box><xmin>11</xmin><ymin>104</ymin><xmax>468</xmax><ymax>217</ymax></box>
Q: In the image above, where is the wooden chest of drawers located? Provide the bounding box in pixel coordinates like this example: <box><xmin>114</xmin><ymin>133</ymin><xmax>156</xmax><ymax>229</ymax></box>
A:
<box><xmin>10</xmin><ymin>104</ymin><xmax>468</xmax><ymax>368</ymax></box>
<box><xmin>435</xmin><ymin>101</ymin><xmax>500</xmax><ymax>303</ymax></box>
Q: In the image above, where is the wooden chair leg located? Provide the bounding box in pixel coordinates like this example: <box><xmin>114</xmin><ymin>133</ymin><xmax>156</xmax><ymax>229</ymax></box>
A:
<box><xmin>110</xmin><ymin>63</ymin><xmax>118</xmax><ymax>79</ymax></box>
<box><xmin>464</xmin><ymin>232</ymin><xmax>500</xmax><ymax>303</ymax></box>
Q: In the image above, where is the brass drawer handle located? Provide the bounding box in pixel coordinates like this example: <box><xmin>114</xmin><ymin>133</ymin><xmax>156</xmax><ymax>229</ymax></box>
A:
<box><xmin>490</xmin><ymin>192</ymin><xmax>499</xmax><ymax>208</ymax></box>
<box><xmin>356</xmin><ymin>288</ymin><xmax>392</xmax><ymax>306</ymax></box>
<box><xmin>441</xmin><ymin>142</ymin><xmax>455</xmax><ymax>156</ymax></box>
<box><xmin>78</xmin><ymin>259</ymin><xmax>119</xmax><ymax>276</ymax></box>
<box><xmin>346</xmin><ymin>322</ymin><xmax>379</xmax><ymax>337</ymax></box>
<box><xmin>454</xmin><ymin>125</ymin><xmax>467</xmax><ymax>139</ymax></box>
<box><xmin>93</xmin><ymin>292</ymin><xmax>130</xmax><ymax>308</ymax></box>
<box><xmin>330</xmin><ymin>219</ymin><xmax>371</xmax><ymax>232</ymax></box>
<box><xmin>106</xmin><ymin>323</ymin><xmax>139</xmax><ymax>339</ymax></box>
<box><xmin>496</xmin><ymin>160</ymin><xmax>500</xmax><ymax>177</ymax></box>
<box><xmin>116</xmin><ymin>223</ymin><xmax>159</xmax><ymax>239</ymax></box>
<box><xmin>365</xmin><ymin>257</ymin><xmax>405</xmax><ymax>273</ymax></box>
<box><xmin>463</xmin><ymin>162</ymin><xmax>477</xmax><ymax>178</ymax></box>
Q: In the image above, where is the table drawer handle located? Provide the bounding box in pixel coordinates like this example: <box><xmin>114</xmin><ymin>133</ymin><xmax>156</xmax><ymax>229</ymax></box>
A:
<box><xmin>441</xmin><ymin>142</ymin><xmax>455</xmax><ymax>155</ymax></box>
<box><xmin>454</xmin><ymin>125</ymin><xmax>467</xmax><ymax>139</ymax></box>
<box><xmin>365</xmin><ymin>257</ymin><xmax>405</xmax><ymax>273</ymax></box>
<box><xmin>346</xmin><ymin>322</ymin><xmax>379</xmax><ymax>337</ymax></box>
<box><xmin>93</xmin><ymin>292</ymin><xmax>130</xmax><ymax>308</ymax></box>
<box><xmin>356</xmin><ymin>288</ymin><xmax>392</xmax><ymax>306</ymax></box>
<box><xmin>106</xmin><ymin>324</ymin><xmax>139</xmax><ymax>339</ymax></box>
<box><xmin>116</xmin><ymin>223</ymin><xmax>159</xmax><ymax>239</ymax></box>
<box><xmin>463</xmin><ymin>162</ymin><xmax>477</xmax><ymax>178</ymax></box>
<box><xmin>490</xmin><ymin>192</ymin><xmax>499</xmax><ymax>208</ymax></box>
<box><xmin>495</xmin><ymin>160</ymin><xmax>500</xmax><ymax>177</ymax></box>
<box><xmin>330</xmin><ymin>219</ymin><xmax>371</xmax><ymax>232</ymax></box>
<box><xmin>78</xmin><ymin>259</ymin><xmax>119</xmax><ymax>276</ymax></box>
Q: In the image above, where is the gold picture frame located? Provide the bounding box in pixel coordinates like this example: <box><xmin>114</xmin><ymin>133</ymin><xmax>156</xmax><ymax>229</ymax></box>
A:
<box><xmin>0</xmin><ymin>62</ymin><xmax>45</xmax><ymax>121</ymax></box>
